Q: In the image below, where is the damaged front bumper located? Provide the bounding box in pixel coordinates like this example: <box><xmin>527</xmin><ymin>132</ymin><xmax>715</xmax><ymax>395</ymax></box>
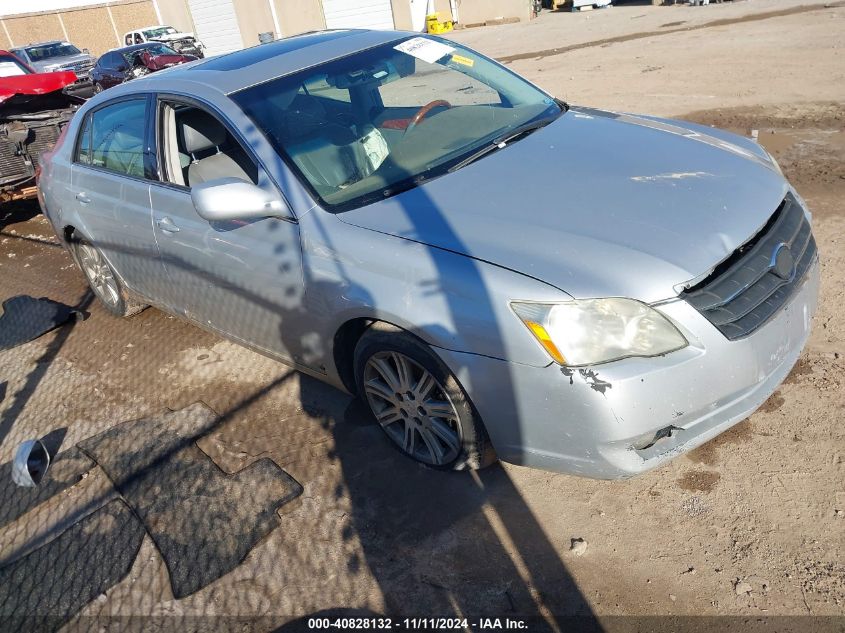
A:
<box><xmin>437</xmin><ymin>257</ymin><xmax>820</xmax><ymax>479</ymax></box>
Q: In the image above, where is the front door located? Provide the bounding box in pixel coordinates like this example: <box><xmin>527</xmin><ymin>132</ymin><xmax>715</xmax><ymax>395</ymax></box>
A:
<box><xmin>149</xmin><ymin>100</ymin><xmax>308</xmax><ymax>365</ymax></box>
<box><xmin>70</xmin><ymin>96</ymin><xmax>167</xmax><ymax>300</ymax></box>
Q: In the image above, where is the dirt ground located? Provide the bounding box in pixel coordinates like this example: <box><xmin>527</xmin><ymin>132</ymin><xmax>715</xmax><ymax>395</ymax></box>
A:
<box><xmin>1</xmin><ymin>0</ymin><xmax>843</xmax><ymax>628</ymax></box>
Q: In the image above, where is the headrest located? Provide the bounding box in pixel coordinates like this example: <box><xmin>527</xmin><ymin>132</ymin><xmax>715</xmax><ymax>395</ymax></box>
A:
<box><xmin>179</xmin><ymin>109</ymin><xmax>227</xmax><ymax>153</ymax></box>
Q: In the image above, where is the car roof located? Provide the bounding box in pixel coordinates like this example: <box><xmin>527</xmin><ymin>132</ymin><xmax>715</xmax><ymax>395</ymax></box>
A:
<box><xmin>107</xmin><ymin>42</ymin><xmax>176</xmax><ymax>54</ymax></box>
<box><xmin>20</xmin><ymin>41</ymin><xmax>67</xmax><ymax>48</ymax></box>
<box><xmin>118</xmin><ymin>29</ymin><xmax>412</xmax><ymax>96</ymax></box>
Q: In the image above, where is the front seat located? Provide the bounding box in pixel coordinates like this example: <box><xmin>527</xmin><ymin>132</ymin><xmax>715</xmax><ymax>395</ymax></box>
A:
<box><xmin>177</xmin><ymin>109</ymin><xmax>257</xmax><ymax>186</ymax></box>
<box><xmin>247</xmin><ymin>90</ymin><xmax>370</xmax><ymax>193</ymax></box>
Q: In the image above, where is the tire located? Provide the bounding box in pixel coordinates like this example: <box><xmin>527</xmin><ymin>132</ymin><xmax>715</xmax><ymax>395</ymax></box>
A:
<box><xmin>72</xmin><ymin>239</ymin><xmax>146</xmax><ymax>318</ymax></box>
<box><xmin>353</xmin><ymin>324</ymin><xmax>495</xmax><ymax>471</ymax></box>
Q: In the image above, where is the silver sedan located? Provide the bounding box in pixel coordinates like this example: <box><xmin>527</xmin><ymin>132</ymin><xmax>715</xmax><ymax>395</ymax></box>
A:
<box><xmin>38</xmin><ymin>30</ymin><xmax>819</xmax><ymax>478</ymax></box>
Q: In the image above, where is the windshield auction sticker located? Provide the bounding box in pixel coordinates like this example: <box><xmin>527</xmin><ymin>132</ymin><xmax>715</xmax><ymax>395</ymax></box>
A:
<box><xmin>394</xmin><ymin>37</ymin><xmax>455</xmax><ymax>64</ymax></box>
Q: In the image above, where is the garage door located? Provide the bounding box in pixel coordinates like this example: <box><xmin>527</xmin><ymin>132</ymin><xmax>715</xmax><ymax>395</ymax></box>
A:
<box><xmin>187</xmin><ymin>0</ymin><xmax>244</xmax><ymax>56</ymax></box>
<box><xmin>323</xmin><ymin>0</ymin><xmax>395</xmax><ymax>30</ymax></box>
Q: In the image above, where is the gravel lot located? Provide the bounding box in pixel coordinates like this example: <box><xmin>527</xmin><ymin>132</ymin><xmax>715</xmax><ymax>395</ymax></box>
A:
<box><xmin>1</xmin><ymin>0</ymin><xmax>843</xmax><ymax>627</ymax></box>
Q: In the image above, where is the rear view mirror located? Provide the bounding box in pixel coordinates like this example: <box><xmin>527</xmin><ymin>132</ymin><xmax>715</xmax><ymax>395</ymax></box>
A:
<box><xmin>191</xmin><ymin>178</ymin><xmax>290</xmax><ymax>222</ymax></box>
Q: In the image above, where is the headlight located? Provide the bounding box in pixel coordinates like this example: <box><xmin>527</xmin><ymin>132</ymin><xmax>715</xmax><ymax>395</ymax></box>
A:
<box><xmin>511</xmin><ymin>298</ymin><xmax>688</xmax><ymax>366</ymax></box>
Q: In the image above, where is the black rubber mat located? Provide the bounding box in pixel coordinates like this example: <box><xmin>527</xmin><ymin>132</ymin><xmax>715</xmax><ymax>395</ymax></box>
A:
<box><xmin>78</xmin><ymin>403</ymin><xmax>303</xmax><ymax>598</ymax></box>
<box><xmin>0</xmin><ymin>447</ymin><xmax>94</xmax><ymax>529</ymax></box>
<box><xmin>0</xmin><ymin>295</ymin><xmax>79</xmax><ymax>351</ymax></box>
<box><xmin>0</xmin><ymin>499</ymin><xmax>144</xmax><ymax>633</ymax></box>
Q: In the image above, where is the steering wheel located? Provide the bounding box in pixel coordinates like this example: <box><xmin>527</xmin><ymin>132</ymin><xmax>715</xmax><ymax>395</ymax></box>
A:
<box><xmin>405</xmin><ymin>100</ymin><xmax>452</xmax><ymax>134</ymax></box>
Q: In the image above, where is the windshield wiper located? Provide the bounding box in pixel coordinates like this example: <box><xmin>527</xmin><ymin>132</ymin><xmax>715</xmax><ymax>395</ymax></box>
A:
<box><xmin>447</xmin><ymin>117</ymin><xmax>558</xmax><ymax>173</ymax></box>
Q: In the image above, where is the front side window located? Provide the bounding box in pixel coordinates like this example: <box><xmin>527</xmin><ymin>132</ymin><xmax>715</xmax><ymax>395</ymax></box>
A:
<box><xmin>76</xmin><ymin>99</ymin><xmax>147</xmax><ymax>178</ymax></box>
<box><xmin>232</xmin><ymin>36</ymin><xmax>562</xmax><ymax>211</ymax></box>
<box><xmin>0</xmin><ymin>54</ymin><xmax>30</xmax><ymax>77</ymax></box>
<box><xmin>24</xmin><ymin>42</ymin><xmax>82</xmax><ymax>61</ymax></box>
<box><xmin>158</xmin><ymin>101</ymin><xmax>258</xmax><ymax>188</ymax></box>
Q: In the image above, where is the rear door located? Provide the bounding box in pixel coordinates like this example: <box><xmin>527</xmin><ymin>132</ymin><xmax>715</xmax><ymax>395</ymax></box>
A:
<box><xmin>103</xmin><ymin>53</ymin><xmax>123</xmax><ymax>87</ymax></box>
<box><xmin>70</xmin><ymin>96</ymin><xmax>167</xmax><ymax>301</ymax></box>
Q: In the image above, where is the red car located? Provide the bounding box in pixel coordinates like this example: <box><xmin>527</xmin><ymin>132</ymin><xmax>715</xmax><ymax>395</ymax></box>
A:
<box><xmin>1</xmin><ymin>50</ymin><xmax>81</xmax><ymax>203</ymax></box>
<box><xmin>90</xmin><ymin>43</ymin><xmax>198</xmax><ymax>92</ymax></box>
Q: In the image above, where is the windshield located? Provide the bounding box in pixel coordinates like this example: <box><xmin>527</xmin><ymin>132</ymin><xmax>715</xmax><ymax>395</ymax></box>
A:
<box><xmin>24</xmin><ymin>43</ymin><xmax>81</xmax><ymax>61</ymax></box>
<box><xmin>124</xmin><ymin>44</ymin><xmax>177</xmax><ymax>62</ymax></box>
<box><xmin>143</xmin><ymin>27</ymin><xmax>178</xmax><ymax>38</ymax></box>
<box><xmin>232</xmin><ymin>36</ymin><xmax>563</xmax><ymax>211</ymax></box>
<box><xmin>0</xmin><ymin>54</ymin><xmax>30</xmax><ymax>77</ymax></box>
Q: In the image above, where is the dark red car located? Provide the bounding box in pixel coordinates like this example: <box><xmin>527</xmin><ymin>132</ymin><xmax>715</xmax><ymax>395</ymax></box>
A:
<box><xmin>1</xmin><ymin>50</ymin><xmax>81</xmax><ymax>203</ymax></box>
<box><xmin>90</xmin><ymin>43</ymin><xmax>198</xmax><ymax>92</ymax></box>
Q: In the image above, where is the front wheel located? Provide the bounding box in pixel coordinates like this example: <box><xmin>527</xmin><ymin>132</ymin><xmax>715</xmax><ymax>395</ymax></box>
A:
<box><xmin>354</xmin><ymin>325</ymin><xmax>495</xmax><ymax>470</ymax></box>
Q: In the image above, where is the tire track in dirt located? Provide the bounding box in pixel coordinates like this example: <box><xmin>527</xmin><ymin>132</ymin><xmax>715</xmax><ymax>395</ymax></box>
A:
<box><xmin>498</xmin><ymin>2</ymin><xmax>845</xmax><ymax>63</ymax></box>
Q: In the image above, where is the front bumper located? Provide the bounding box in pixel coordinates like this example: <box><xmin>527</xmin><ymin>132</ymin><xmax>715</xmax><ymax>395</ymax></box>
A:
<box><xmin>437</xmin><ymin>257</ymin><xmax>820</xmax><ymax>479</ymax></box>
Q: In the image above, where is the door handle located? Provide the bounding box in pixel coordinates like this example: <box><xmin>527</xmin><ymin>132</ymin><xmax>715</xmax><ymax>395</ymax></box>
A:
<box><xmin>75</xmin><ymin>192</ymin><xmax>90</xmax><ymax>204</ymax></box>
<box><xmin>156</xmin><ymin>217</ymin><xmax>180</xmax><ymax>233</ymax></box>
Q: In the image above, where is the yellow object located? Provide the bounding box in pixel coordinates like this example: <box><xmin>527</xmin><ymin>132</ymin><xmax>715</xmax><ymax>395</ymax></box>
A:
<box><xmin>525</xmin><ymin>321</ymin><xmax>567</xmax><ymax>365</ymax></box>
<box><xmin>450</xmin><ymin>53</ymin><xmax>474</xmax><ymax>67</ymax></box>
<box><xmin>426</xmin><ymin>12</ymin><xmax>454</xmax><ymax>34</ymax></box>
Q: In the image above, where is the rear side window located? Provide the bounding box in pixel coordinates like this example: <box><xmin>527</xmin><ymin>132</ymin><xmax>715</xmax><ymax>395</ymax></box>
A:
<box><xmin>76</xmin><ymin>115</ymin><xmax>93</xmax><ymax>164</ymax></box>
<box><xmin>75</xmin><ymin>99</ymin><xmax>148</xmax><ymax>178</ymax></box>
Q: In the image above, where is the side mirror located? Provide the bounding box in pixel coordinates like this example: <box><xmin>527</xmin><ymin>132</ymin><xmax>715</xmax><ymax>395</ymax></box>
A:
<box><xmin>191</xmin><ymin>178</ymin><xmax>290</xmax><ymax>222</ymax></box>
<box><xmin>83</xmin><ymin>48</ymin><xmax>90</xmax><ymax>54</ymax></box>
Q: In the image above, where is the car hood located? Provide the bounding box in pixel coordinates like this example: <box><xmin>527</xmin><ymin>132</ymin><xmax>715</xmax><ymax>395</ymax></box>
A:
<box><xmin>31</xmin><ymin>53</ymin><xmax>92</xmax><ymax>70</ymax></box>
<box><xmin>337</xmin><ymin>106</ymin><xmax>789</xmax><ymax>303</ymax></box>
<box><xmin>0</xmin><ymin>70</ymin><xmax>78</xmax><ymax>105</ymax></box>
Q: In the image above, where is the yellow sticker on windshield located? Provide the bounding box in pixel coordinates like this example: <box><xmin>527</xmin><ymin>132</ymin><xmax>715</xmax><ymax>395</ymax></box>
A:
<box><xmin>450</xmin><ymin>54</ymin><xmax>475</xmax><ymax>67</ymax></box>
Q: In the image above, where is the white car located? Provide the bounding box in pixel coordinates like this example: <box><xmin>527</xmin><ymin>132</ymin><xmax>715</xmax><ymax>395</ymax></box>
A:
<box><xmin>123</xmin><ymin>25</ymin><xmax>204</xmax><ymax>58</ymax></box>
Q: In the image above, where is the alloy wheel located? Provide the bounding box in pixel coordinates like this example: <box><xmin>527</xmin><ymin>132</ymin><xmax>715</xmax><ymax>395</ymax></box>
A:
<box><xmin>363</xmin><ymin>351</ymin><xmax>462</xmax><ymax>466</ymax></box>
<box><xmin>78</xmin><ymin>244</ymin><xmax>120</xmax><ymax>308</ymax></box>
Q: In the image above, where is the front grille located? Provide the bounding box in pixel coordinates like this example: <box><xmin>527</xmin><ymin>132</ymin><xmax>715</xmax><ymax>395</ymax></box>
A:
<box><xmin>63</xmin><ymin>60</ymin><xmax>93</xmax><ymax>75</ymax></box>
<box><xmin>683</xmin><ymin>193</ymin><xmax>817</xmax><ymax>340</ymax></box>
